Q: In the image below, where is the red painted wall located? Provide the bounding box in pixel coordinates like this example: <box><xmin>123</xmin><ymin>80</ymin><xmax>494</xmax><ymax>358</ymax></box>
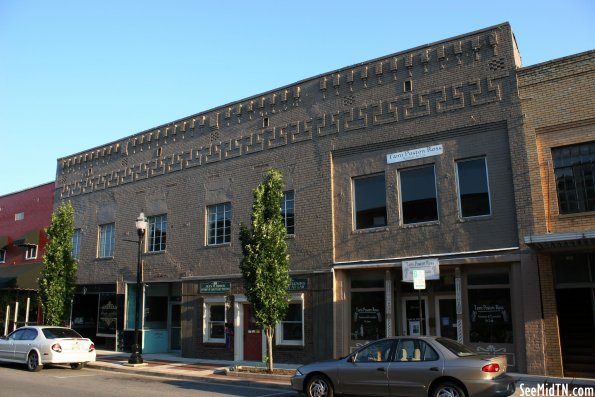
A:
<box><xmin>0</xmin><ymin>183</ymin><xmax>55</xmax><ymax>265</ymax></box>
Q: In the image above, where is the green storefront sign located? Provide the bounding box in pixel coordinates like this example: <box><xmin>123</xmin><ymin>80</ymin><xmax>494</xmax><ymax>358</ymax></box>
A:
<box><xmin>200</xmin><ymin>281</ymin><xmax>231</xmax><ymax>294</ymax></box>
<box><xmin>289</xmin><ymin>278</ymin><xmax>308</xmax><ymax>291</ymax></box>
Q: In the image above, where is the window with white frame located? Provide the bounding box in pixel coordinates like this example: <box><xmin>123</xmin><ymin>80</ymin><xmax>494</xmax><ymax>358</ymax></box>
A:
<box><xmin>203</xmin><ymin>299</ymin><xmax>226</xmax><ymax>343</ymax></box>
<box><xmin>207</xmin><ymin>203</ymin><xmax>231</xmax><ymax>245</ymax></box>
<box><xmin>25</xmin><ymin>245</ymin><xmax>38</xmax><ymax>260</ymax></box>
<box><xmin>72</xmin><ymin>229</ymin><xmax>81</xmax><ymax>260</ymax></box>
<box><xmin>98</xmin><ymin>223</ymin><xmax>115</xmax><ymax>258</ymax></box>
<box><xmin>15</xmin><ymin>212</ymin><xmax>24</xmax><ymax>221</ymax></box>
<box><xmin>353</xmin><ymin>173</ymin><xmax>387</xmax><ymax>230</ymax></box>
<box><xmin>399</xmin><ymin>165</ymin><xmax>438</xmax><ymax>224</ymax></box>
<box><xmin>282</xmin><ymin>191</ymin><xmax>295</xmax><ymax>235</ymax></box>
<box><xmin>456</xmin><ymin>157</ymin><xmax>491</xmax><ymax>218</ymax></box>
<box><xmin>147</xmin><ymin>214</ymin><xmax>167</xmax><ymax>252</ymax></box>
<box><xmin>276</xmin><ymin>295</ymin><xmax>304</xmax><ymax>346</ymax></box>
<box><xmin>0</xmin><ymin>249</ymin><xmax>6</xmax><ymax>263</ymax></box>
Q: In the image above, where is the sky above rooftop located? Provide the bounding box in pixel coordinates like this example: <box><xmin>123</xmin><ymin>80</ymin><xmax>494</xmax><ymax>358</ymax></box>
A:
<box><xmin>1</xmin><ymin>0</ymin><xmax>593</xmax><ymax>196</ymax></box>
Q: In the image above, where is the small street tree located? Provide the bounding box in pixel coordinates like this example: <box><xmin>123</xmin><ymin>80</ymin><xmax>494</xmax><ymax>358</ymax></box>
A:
<box><xmin>239</xmin><ymin>169</ymin><xmax>290</xmax><ymax>373</ymax></box>
<box><xmin>38</xmin><ymin>201</ymin><xmax>78</xmax><ymax>326</ymax></box>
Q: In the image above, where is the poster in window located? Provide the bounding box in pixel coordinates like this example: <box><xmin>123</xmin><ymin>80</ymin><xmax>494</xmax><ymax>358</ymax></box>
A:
<box><xmin>351</xmin><ymin>291</ymin><xmax>385</xmax><ymax>341</ymax></box>
<box><xmin>97</xmin><ymin>293</ymin><xmax>117</xmax><ymax>336</ymax></box>
<box><xmin>468</xmin><ymin>289</ymin><xmax>513</xmax><ymax>343</ymax></box>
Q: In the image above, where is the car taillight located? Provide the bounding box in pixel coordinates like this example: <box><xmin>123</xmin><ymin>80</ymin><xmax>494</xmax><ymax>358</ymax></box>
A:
<box><xmin>51</xmin><ymin>343</ymin><xmax>62</xmax><ymax>353</ymax></box>
<box><xmin>482</xmin><ymin>363</ymin><xmax>500</xmax><ymax>372</ymax></box>
<box><xmin>88</xmin><ymin>343</ymin><xmax>95</xmax><ymax>352</ymax></box>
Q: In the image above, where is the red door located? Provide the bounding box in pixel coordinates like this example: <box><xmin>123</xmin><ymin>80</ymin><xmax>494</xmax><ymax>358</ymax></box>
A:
<box><xmin>243</xmin><ymin>305</ymin><xmax>262</xmax><ymax>361</ymax></box>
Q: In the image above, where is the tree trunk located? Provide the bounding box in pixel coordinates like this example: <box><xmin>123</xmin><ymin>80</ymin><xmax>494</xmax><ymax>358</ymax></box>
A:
<box><xmin>265</xmin><ymin>326</ymin><xmax>274</xmax><ymax>373</ymax></box>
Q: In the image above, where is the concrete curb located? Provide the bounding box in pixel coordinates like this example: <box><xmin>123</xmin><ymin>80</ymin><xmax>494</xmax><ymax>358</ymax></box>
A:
<box><xmin>86</xmin><ymin>361</ymin><xmax>293</xmax><ymax>391</ymax></box>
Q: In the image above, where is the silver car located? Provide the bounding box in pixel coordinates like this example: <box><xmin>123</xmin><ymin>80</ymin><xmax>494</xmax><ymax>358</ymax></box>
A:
<box><xmin>0</xmin><ymin>326</ymin><xmax>96</xmax><ymax>372</ymax></box>
<box><xmin>291</xmin><ymin>336</ymin><xmax>515</xmax><ymax>397</ymax></box>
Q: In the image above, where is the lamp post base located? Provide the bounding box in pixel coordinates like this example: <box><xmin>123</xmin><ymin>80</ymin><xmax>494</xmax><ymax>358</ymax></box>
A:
<box><xmin>128</xmin><ymin>344</ymin><xmax>144</xmax><ymax>365</ymax></box>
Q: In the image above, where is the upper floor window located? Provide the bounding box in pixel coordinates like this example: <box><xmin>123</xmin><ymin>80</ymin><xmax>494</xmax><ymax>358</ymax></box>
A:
<box><xmin>282</xmin><ymin>191</ymin><xmax>295</xmax><ymax>235</ymax></box>
<box><xmin>400</xmin><ymin>165</ymin><xmax>438</xmax><ymax>224</ymax></box>
<box><xmin>207</xmin><ymin>203</ymin><xmax>231</xmax><ymax>245</ymax></box>
<box><xmin>0</xmin><ymin>249</ymin><xmax>6</xmax><ymax>263</ymax></box>
<box><xmin>72</xmin><ymin>229</ymin><xmax>81</xmax><ymax>260</ymax></box>
<box><xmin>353</xmin><ymin>174</ymin><xmax>387</xmax><ymax>230</ymax></box>
<box><xmin>98</xmin><ymin>223</ymin><xmax>115</xmax><ymax>258</ymax></box>
<box><xmin>147</xmin><ymin>215</ymin><xmax>167</xmax><ymax>252</ymax></box>
<box><xmin>456</xmin><ymin>158</ymin><xmax>491</xmax><ymax>218</ymax></box>
<box><xmin>25</xmin><ymin>245</ymin><xmax>38</xmax><ymax>260</ymax></box>
<box><xmin>15</xmin><ymin>212</ymin><xmax>24</xmax><ymax>221</ymax></box>
<box><xmin>552</xmin><ymin>141</ymin><xmax>595</xmax><ymax>214</ymax></box>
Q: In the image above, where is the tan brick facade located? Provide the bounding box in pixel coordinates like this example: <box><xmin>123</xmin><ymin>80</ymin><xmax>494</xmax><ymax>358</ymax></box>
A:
<box><xmin>55</xmin><ymin>24</ymin><xmax>593</xmax><ymax>375</ymax></box>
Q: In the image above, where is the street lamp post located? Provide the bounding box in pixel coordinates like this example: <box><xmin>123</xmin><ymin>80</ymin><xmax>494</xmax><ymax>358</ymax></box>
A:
<box><xmin>128</xmin><ymin>212</ymin><xmax>147</xmax><ymax>365</ymax></box>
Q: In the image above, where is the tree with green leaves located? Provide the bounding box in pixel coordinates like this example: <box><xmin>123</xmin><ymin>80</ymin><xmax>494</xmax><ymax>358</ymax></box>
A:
<box><xmin>38</xmin><ymin>202</ymin><xmax>78</xmax><ymax>326</ymax></box>
<box><xmin>239</xmin><ymin>168</ymin><xmax>290</xmax><ymax>373</ymax></box>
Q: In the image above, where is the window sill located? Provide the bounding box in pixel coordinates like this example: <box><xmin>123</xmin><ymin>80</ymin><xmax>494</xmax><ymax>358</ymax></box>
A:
<box><xmin>145</xmin><ymin>250</ymin><xmax>166</xmax><ymax>255</ymax></box>
<box><xmin>276</xmin><ymin>341</ymin><xmax>305</xmax><ymax>347</ymax></box>
<box><xmin>353</xmin><ymin>226</ymin><xmax>389</xmax><ymax>235</ymax></box>
<box><xmin>457</xmin><ymin>214</ymin><xmax>492</xmax><ymax>223</ymax></box>
<box><xmin>556</xmin><ymin>210</ymin><xmax>595</xmax><ymax>219</ymax></box>
<box><xmin>205</xmin><ymin>243</ymin><xmax>231</xmax><ymax>249</ymax></box>
<box><xmin>400</xmin><ymin>220</ymin><xmax>440</xmax><ymax>229</ymax></box>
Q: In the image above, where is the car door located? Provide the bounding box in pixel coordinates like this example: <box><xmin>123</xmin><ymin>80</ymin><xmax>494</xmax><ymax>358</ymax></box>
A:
<box><xmin>387</xmin><ymin>339</ymin><xmax>443</xmax><ymax>397</ymax></box>
<box><xmin>336</xmin><ymin>339</ymin><xmax>396</xmax><ymax>396</ymax></box>
<box><xmin>13</xmin><ymin>328</ymin><xmax>38</xmax><ymax>362</ymax></box>
<box><xmin>0</xmin><ymin>329</ymin><xmax>25</xmax><ymax>361</ymax></box>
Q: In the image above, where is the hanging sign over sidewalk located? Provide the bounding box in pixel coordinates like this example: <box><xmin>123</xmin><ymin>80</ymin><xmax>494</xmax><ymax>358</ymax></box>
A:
<box><xmin>402</xmin><ymin>259</ymin><xmax>440</xmax><ymax>282</ymax></box>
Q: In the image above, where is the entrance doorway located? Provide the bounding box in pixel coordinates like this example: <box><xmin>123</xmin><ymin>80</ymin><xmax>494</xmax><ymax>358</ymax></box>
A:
<box><xmin>402</xmin><ymin>297</ymin><xmax>428</xmax><ymax>336</ymax></box>
<box><xmin>436</xmin><ymin>297</ymin><xmax>457</xmax><ymax>340</ymax></box>
<box><xmin>169</xmin><ymin>301</ymin><xmax>181</xmax><ymax>351</ymax></box>
<box><xmin>556</xmin><ymin>288</ymin><xmax>595</xmax><ymax>377</ymax></box>
<box><xmin>243</xmin><ymin>305</ymin><xmax>262</xmax><ymax>361</ymax></box>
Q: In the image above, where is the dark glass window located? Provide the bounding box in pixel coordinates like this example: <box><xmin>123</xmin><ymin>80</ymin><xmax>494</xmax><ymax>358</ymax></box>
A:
<box><xmin>147</xmin><ymin>215</ymin><xmax>167</xmax><ymax>252</ymax></box>
<box><xmin>400</xmin><ymin>166</ymin><xmax>438</xmax><ymax>224</ymax></box>
<box><xmin>468</xmin><ymin>288</ymin><xmax>513</xmax><ymax>343</ymax></box>
<box><xmin>351</xmin><ymin>291</ymin><xmax>385</xmax><ymax>341</ymax></box>
<box><xmin>353</xmin><ymin>174</ymin><xmax>387</xmax><ymax>230</ymax></box>
<box><xmin>282</xmin><ymin>191</ymin><xmax>295</xmax><ymax>235</ymax></box>
<box><xmin>207</xmin><ymin>203</ymin><xmax>231</xmax><ymax>245</ymax></box>
<box><xmin>457</xmin><ymin>158</ymin><xmax>491</xmax><ymax>217</ymax></box>
<box><xmin>209</xmin><ymin>304</ymin><xmax>225</xmax><ymax>339</ymax></box>
<box><xmin>281</xmin><ymin>303</ymin><xmax>302</xmax><ymax>341</ymax></box>
<box><xmin>552</xmin><ymin>141</ymin><xmax>595</xmax><ymax>214</ymax></box>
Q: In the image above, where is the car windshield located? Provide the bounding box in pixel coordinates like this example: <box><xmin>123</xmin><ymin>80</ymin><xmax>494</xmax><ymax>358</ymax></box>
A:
<box><xmin>42</xmin><ymin>328</ymin><xmax>83</xmax><ymax>339</ymax></box>
<box><xmin>436</xmin><ymin>337</ymin><xmax>477</xmax><ymax>357</ymax></box>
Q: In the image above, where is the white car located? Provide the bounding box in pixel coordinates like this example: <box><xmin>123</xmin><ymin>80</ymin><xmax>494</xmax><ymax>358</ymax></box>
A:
<box><xmin>0</xmin><ymin>326</ymin><xmax>96</xmax><ymax>372</ymax></box>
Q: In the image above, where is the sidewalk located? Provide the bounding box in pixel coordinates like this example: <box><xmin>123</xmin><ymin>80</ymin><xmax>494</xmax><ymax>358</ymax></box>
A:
<box><xmin>88</xmin><ymin>351</ymin><xmax>595</xmax><ymax>393</ymax></box>
<box><xmin>87</xmin><ymin>350</ymin><xmax>295</xmax><ymax>390</ymax></box>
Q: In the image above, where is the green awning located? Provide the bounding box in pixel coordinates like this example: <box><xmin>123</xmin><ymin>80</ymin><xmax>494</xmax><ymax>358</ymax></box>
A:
<box><xmin>0</xmin><ymin>262</ymin><xmax>43</xmax><ymax>290</ymax></box>
<box><xmin>13</xmin><ymin>230</ymin><xmax>40</xmax><ymax>247</ymax></box>
<box><xmin>0</xmin><ymin>235</ymin><xmax>7</xmax><ymax>250</ymax></box>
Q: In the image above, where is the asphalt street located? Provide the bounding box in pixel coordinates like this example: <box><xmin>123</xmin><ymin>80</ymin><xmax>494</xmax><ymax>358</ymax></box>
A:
<box><xmin>0</xmin><ymin>363</ymin><xmax>297</xmax><ymax>397</ymax></box>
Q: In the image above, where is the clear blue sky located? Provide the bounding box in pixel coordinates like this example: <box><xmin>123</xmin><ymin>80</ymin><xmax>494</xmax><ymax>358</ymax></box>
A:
<box><xmin>1</xmin><ymin>0</ymin><xmax>593</xmax><ymax>196</ymax></box>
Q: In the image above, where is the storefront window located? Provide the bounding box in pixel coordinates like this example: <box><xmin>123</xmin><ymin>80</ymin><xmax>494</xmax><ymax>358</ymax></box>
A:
<box><xmin>351</xmin><ymin>291</ymin><xmax>385</xmax><ymax>340</ymax></box>
<box><xmin>468</xmin><ymin>288</ymin><xmax>513</xmax><ymax>343</ymax></box>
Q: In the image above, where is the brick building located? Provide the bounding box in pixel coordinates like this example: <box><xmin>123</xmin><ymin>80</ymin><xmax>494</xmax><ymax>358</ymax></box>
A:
<box><xmin>0</xmin><ymin>182</ymin><xmax>55</xmax><ymax>330</ymax></box>
<box><xmin>518</xmin><ymin>50</ymin><xmax>595</xmax><ymax>377</ymax></box>
<box><xmin>55</xmin><ymin>22</ymin><xmax>570</xmax><ymax>374</ymax></box>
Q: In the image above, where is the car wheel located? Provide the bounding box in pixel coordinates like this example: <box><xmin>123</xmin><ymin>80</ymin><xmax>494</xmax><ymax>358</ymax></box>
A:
<box><xmin>432</xmin><ymin>381</ymin><xmax>467</xmax><ymax>397</ymax></box>
<box><xmin>306</xmin><ymin>374</ymin><xmax>334</xmax><ymax>397</ymax></box>
<box><xmin>27</xmin><ymin>351</ymin><xmax>42</xmax><ymax>372</ymax></box>
<box><xmin>70</xmin><ymin>363</ymin><xmax>85</xmax><ymax>370</ymax></box>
